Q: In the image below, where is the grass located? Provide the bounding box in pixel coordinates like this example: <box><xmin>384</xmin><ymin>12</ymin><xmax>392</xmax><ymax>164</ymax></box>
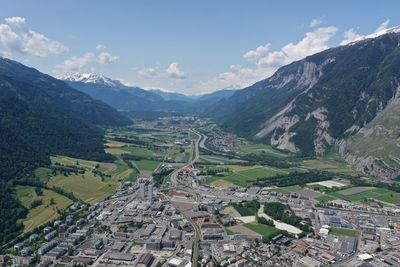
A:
<box><xmin>230</xmin><ymin>201</ymin><xmax>259</xmax><ymax>216</ymax></box>
<box><xmin>330</xmin><ymin>227</ymin><xmax>358</xmax><ymax>237</ymax></box>
<box><xmin>235</xmin><ymin>143</ymin><xmax>288</xmax><ymax>158</ymax></box>
<box><xmin>268</xmin><ymin>185</ymin><xmax>302</xmax><ymax>194</ymax></box>
<box><xmin>243</xmin><ymin>223</ymin><xmax>279</xmax><ymax>239</ymax></box>
<box><xmin>15</xmin><ymin>186</ymin><xmax>73</xmax><ymax>232</ymax></box>
<box><xmin>204</xmin><ymin>165</ymin><xmax>288</xmax><ymax>187</ymax></box>
<box><xmin>301</xmin><ymin>152</ymin><xmax>356</xmax><ymax>175</ymax></box>
<box><xmin>48</xmin><ymin>172</ymin><xmax>118</xmax><ymax>204</ymax></box>
<box><xmin>34</xmin><ymin>167</ymin><xmax>53</xmax><ymax>183</ymax></box>
<box><xmin>134</xmin><ymin>159</ymin><xmax>160</xmax><ymax>171</ymax></box>
<box><xmin>122</xmin><ymin>145</ymin><xmax>156</xmax><ymax>158</ymax></box>
<box><xmin>315</xmin><ymin>187</ymin><xmax>400</xmax><ymax>205</ymax></box>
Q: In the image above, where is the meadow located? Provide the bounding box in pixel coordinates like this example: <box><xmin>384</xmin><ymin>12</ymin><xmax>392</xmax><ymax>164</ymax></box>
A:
<box><xmin>316</xmin><ymin>187</ymin><xmax>400</xmax><ymax>205</ymax></box>
<box><xmin>204</xmin><ymin>165</ymin><xmax>289</xmax><ymax>187</ymax></box>
<box><xmin>16</xmin><ymin>186</ymin><xmax>73</xmax><ymax>232</ymax></box>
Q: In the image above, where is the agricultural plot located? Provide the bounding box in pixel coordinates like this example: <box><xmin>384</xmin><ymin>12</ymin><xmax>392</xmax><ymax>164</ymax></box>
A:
<box><xmin>121</xmin><ymin>146</ymin><xmax>157</xmax><ymax>158</ymax></box>
<box><xmin>204</xmin><ymin>165</ymin><xmax>288</xmax><ymax>187</ymax></box>
<box><xmin>235</xmin><ymin>143</ymin><xmax>288</xmax><ymax>158</ymax></box>
<box><xmin>268</xmin><ymin>185</ymin><xmax>303</xmax><ymax>194</ymax></box>
<box><xmin>301</xmin><ymin>152</ymin><xmax>357</xmax><ymax>175</ymax></box>
<box><xmin>134</xmin><ymin>159</ymin><xmax>160</xmax><ymax>172</ymax></box>
<box><xmin>316</xmin><ymin>187</ymin><xmax>400</xmax><ymax>205</ymax></box>
<box><xmin>48</xmin><ymin>173</ymin><xmax>117</xmax><ymax>204</ymax></box>
<box><xmin>15</xmin><ymin>186</ymin><xmax>73</xmax><ymax>232</ymax></box>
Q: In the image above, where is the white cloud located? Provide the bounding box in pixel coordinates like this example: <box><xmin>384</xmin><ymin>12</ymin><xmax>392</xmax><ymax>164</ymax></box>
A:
<box><xmin>199</xmin><ymin>26</ymin><xmax>338</xmax><ymax>92</ymax></box>
<box><xmin>98</xmin><ymin>52</ymin><xmax>120</xmax><ymax>64</ymax></box>
<box><xmin>340</xmin><ymin>28</ymin><xmax>363</xmax><ymax>45</ymax></box>
<box><xmin>137</xmin><ymin>67</ymin><xmax>157</xmax><ymax>79</ymax></box>
<box><xmin>281</xmin><ymin>26</ymin><xmax>337</xmax><ymax>60</ymax></box>
<box><xmin>309</xmin><ymin>18</ymin><xmax>323</xmax><ymax>28</ymax></box>
<box><xmin>5</xmin><ymin>17</ymin><xmax>26</xmax><ymax>26</ymax></box>
<box><xmin>340</xmin><ymin>19</ymin><xmax>392</xmax><ymax>45</ymax></box>
<box><xmin>53</xmin><ymin>52</ymin><xmax>96</xmax><ymax>73</ymax></box>
<box><xmin>0</xmin><ymin>16</ymin><xmax>68</xmax><ymax>57</ymax></box>
<box><xmin>375</xmin><ymin>19</ymin><xmax>390</xmax><ymax>32</ymax></box>
<box><xmin>166</xmin><ymin>62</ymin><xmax>186</xmax><ymax>79</ymax></box>
<box><xmin>243</xmin><ymin>44</ymin><xmax>270</xmax><ymax>62</ymax></box>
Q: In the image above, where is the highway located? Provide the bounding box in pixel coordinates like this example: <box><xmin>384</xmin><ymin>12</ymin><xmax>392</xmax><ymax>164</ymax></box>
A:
<box><xmin>168</xmin><ymin>129</ymin><xmax>201</xmax><ymax>266</ymax></box>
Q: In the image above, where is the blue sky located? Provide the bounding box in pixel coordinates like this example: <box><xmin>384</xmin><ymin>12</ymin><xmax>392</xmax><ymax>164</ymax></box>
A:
<box><xmin>0</xmin><ymin>0</ymin><xmax>399</xmax><ymax>94</ymax></box>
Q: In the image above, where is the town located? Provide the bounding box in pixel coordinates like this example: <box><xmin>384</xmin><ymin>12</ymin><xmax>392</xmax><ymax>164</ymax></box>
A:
<box><xmin>2</xmin><ymin>117</ymin><xmax>400</xmax><ymax>267</ymax></box>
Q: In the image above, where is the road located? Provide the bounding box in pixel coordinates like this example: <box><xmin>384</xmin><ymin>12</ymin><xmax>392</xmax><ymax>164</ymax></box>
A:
<box><xmin>169</xmin><ymin>129</ymin><xmax>201</xmax><ymax>188</ymax></box>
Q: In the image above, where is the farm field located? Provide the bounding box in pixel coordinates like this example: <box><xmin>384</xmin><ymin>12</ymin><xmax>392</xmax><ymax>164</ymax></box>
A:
<box><xmin>301</xmin><ymin>152</ymin><xmax>357</xmax><ymax>175</ymax></box>
<box><xmin>267</xmin><ymin>185</ymin><xmax>303</xmax><ymax>194</ymax></box>
<box><xmin>121</xmin><ymin>145</ymin><xmax>157</xmax><ymax>157</ymax></box>
<box><xmin>316</xmin><ymin>187</ymin><xmax>400</xmax><ymax>205</ymax></box>
<box><xmin>134</xmin><ymin>159</ymin><xmax>160</xmax><ymax>172</ymax></box>
<box><xmin>243</xmin><ymin>223</ymin><xmax>279</xmax><ymax>239</ymax></box>
<box><xmin>15</xmin><ymin>186</ymin><xmax>73</xmax><ymax>232</ymax></box>
<box><xmin>203</xmin><ymin>165</ymin><xmax>288</xmax><ymax>187</ymax></box>
<box><xmin>48</xmin><ymin>172</ymin><xmax>117</xmax><ymax>204</ymax></box>
<box><xmin>330</xmin><ymin>227</ymin><xmax>358</xmax><ymax>237</ymax></box>
<box><xmin>235</xmin><ymin>143</ymin><xmax>288</xmax><ymax>158</ymax></box>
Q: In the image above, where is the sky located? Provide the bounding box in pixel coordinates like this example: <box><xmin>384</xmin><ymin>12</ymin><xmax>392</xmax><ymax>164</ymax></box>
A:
<box><xmin>0</xmin><ymin>0</ymin><xmax>399</xmax><ymax>94</ymax></box>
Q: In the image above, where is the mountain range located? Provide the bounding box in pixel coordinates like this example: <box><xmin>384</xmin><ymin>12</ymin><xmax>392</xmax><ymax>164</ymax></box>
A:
<box><xmin>60</xmin><ymin>73</ymin><xmax>235</xmax><ymax>115</ymax></box>
<box><xmin>208</xmin><ymin>28</ymin><xmax>400</xmax><ymax>179</ymax></box>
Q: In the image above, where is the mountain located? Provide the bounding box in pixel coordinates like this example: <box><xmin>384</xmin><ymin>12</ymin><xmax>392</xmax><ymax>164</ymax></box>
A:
<box><xmin>0</xmin><ymin>57</ymin><xmax>131</xmax><ymax>243</ymax></box>
<box><xmin>209</xmin><ymin>29</ymin><xmax>400</xmax><ymax>178</ymax></box>
<box><xmin>62</xmin><ymin>74</ymin><xmax>235</xmax><ymax>114</ymax></box>
<box><xmin>0</xmin><ymin>57</ymin><xmax>131</xmax><ymax>166</ymax></box>
<box><xmin>150</xmin><ymin>89</ymin><xmax>196</xmax><ymax>102</ymax></box>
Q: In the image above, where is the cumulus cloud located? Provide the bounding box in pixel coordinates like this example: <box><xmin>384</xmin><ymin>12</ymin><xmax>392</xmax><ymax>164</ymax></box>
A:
<box><xmin>98</xmin><ymin>52</ymin><xmax>120</xmax><ymax>64</ymax></box>
<box><xmin>54</xmin><ymin>52</ymin><xmax>96</xmax><ymax>73</ymax></box>
<box><xmin>0</xmin><ymin>16</ymin><xmax>68</xmax><ymax>57</ymax></box>
<box><xmin>166</xmin><ymin>62</ymin><xmax>186</xmax><ymax>79</ymax></box>
<box><xmin>340</xmin><ymin>28</ymin><xmax>364</xmax><ymax>45</ymax></box>
<box><xmin>199</xmin><ymin>26</ymin><xmax>338</xmax><ymax>92</ymax></box>
<box><xmin>309</xmin><ymin>18</ymin><xmax>323</xmax><ymax>28</ymax></box>
<box><xmin>243</xmin><ymin>44</ymin><xmax>270</xmax><ymax>62</ymax></box>
<box><xmin>53</xmin><ymin>45</ymin><xmax>120</xmax><ymax>74</ymax></box>
<box><xmin>137</xmin><ymin>67</ymin><xmax>157</xmax><ymax>79</ymax></box>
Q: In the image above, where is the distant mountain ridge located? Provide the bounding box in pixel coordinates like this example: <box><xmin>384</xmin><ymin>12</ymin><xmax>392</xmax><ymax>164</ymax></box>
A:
<box><xmin>62</xmin><ymin>73</ymin><xmax>235</xmax><ymax>114</ymax></box>
<box><xmin>208</xmin><ymin>30</ymin><xmax>400</xmax><ymax>179</ymax></box>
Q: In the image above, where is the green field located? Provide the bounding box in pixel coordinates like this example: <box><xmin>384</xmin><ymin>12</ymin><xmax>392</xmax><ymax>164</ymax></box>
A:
<box><xmin>301</xmin><ymin>152</ymin><xmax>356</xmax><ymax>175</ymax></box>
<box><xmin>330</xmin><ymin>227</ymin><xmax>358</xmax><ymax>237</ymax></box>
<box><xmin>121</xmin><ymin>145</ymin><xmax>158</xmax><ymax>157</ymax></box>
<box><xmin>316</xmin><ymin>187</ymin><xmax>400</xmax><ymax>205</ymax></box>
<box><xmin>204</xmin><ymin>166</ymin><xmax>288</xmax><ymax>187</ymax></box>
<box><xmin>268</xmin><ymin>185</ymin><xmax>303</xmax><ymax>194</ymax></box>
<box><xmin>48</xmin><ymin>173</ymin><xmax>117</xmax><ymax>204</ymax></box>
<box><xmin>134</xmin><ymin>159</ymin><xmax>160</xmax><ymax>171</ymax></box>
<box><xmin>243</xmin><ymin>223</ymin><xmax>279</xmax><ymax>239</ymax></box>
<box><xmin>15</xmin><ymin>186</ymin><xmax>73</xmax><ymax>232</ymax></box>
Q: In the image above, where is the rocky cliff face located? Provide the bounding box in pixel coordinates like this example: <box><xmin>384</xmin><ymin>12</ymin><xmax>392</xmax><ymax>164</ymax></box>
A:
<box><xmin>210</xmin><ymin>31</ymin><xmax>400</xmax><ymax>178</ymax></box>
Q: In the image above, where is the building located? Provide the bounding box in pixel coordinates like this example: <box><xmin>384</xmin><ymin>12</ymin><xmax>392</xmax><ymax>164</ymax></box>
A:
<box><xmin>137</xmin><ymin>253</ymin><xmax>154</xmax><ymax>267</ymax></box>
<box><xmin>140</xmin><ymin>183</ymin><xmax>146</xmax><ymax>199</ymax></box>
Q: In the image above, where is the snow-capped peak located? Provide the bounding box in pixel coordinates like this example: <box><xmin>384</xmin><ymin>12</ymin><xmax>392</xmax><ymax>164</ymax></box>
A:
<box><xmin>59</xmin><ymin>73</ymin><xmax>124</xmax><ymax>87</ymax></box>
<box><xmin>364</xmin><ymin>26</ymin><xmax>400</xmax><ymax>39</ymax></box>
<box><xmin>345</xmin><ymin>26</ymin><xmax>400</xmax><ymax>46</ymax></box>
